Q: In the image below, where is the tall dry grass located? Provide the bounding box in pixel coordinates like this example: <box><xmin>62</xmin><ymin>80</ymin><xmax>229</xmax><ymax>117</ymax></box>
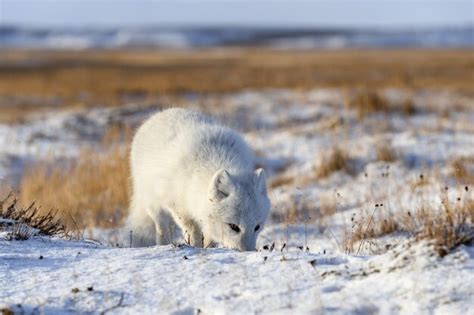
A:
<box><xmin>451</xmin><ymin>157</ymin><xmax>474</xmax><ymax>185</ymax></box>
<box><xmin>346</xmin><ymin>90</ymin><xmax>390</xmax><ymax>120</ymax></box>
<box><xmin>315</xmin><ymin>146</ymin><xmax>351</xmax><ymax>179</ymax></box>
<box><xmin>345</xmin><ymin>89</ymin><xmax>417</xmax><ymax>120</ymax></box>
<box><xmin>344</xmin><ymin>190</ymin><xmax>474</xmax><ymax>256</ymax></box>
<box><xmin>20</xmin><ymin>142</ymin><xmax>130</xmax><ymax>229</ymax></box>
<box><xmin>1</xmin><ymin>193</ymin><xmax>67</xmax><ymax>239</ymax></box>
<box><xmin>375</xmin><ymin>141</ymin><xmax>397</xmax><ymax>162</ymax></box>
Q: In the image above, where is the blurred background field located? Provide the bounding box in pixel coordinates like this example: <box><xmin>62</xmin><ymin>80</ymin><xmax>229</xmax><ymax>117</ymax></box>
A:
<box><xmin>0</xmin><ymin>48</ymin><xmax>473</xmax><ymax>123</ymax></box>
<box><xmin>0</xmin><ymin>0</ymin><xmax>473</xmax><ymax>233</ymax></box>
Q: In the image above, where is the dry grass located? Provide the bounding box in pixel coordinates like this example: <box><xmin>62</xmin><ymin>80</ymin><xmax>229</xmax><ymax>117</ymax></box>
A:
<box><xmin>0</xmin><ymin>306</ymin><xmax>14</xmax><ymax>315</ymax></box>
<box><xmin>410</xmin><ymin>173</ymin><xmax>431</xmax><ymax>189</ymax></box>
<box><xmin>376</xmin><ymin>141</ymin><xmax>397</xmax><ymax>162</ymax></box>
<box><xmin>0</xmin><ymin>193</ymin><xmax>66</xmax><ymax>239</ymax></box>
<box><xmin>451</xmin><ymin>157</ymin><xmax>474</xmax><ymax>185</ymax></box>
<box><xmin>401</xmin><ymin>98</ymin><xmax>417</xmax><ymax>116</ymax></box>
<box><xmin>0</xmin><ymin>49</ymin><xmax>473</xmax><ymax>121</ymax></box>
<box><xmin>269</xmin><ymin>173</ymin><xmax>295</xmax><ymax>188</ymax></box>
<box><xmin>346</xmin><ymin>90</ymin><xmax>391</xmax><ymax>119</ymax></box>
<box><xmin>344</xmin><ymin>190</ymin><xmax>474</xmax><ymax>256</ymax></box>
<box><xmin>19</xmin><ymin>144</ymin><xmax>130</xmax><ymax>230</ymax></box>
<box><xmin>346</xmin><ymin>89</ymin><xmax>418</xmax><ymax>120</ymax></box>
<box><xmin>316</xmin><ymin>194</ymin><xmax>338</xmax><ymax>232</ymax></box>
<box><xmin>315</xmin><ymin>146</ymin><xmax>351</xmax><ymax>179</ymax></box>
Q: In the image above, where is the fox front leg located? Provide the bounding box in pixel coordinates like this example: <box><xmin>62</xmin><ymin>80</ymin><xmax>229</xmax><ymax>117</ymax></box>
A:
<box><xmin>180</xmin><ymin>218</ymin><xmax>204</xmax><ymax>248</ymax></box>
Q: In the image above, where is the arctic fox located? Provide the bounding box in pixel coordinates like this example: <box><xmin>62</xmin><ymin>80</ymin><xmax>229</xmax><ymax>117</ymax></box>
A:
<box><xmin>127</xmin><ymin>108</ymin><xmax>270</xmax><ymax>251</ymax></box>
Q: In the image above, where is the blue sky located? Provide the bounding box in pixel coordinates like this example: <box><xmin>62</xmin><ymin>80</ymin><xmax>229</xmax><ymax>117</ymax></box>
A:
<box><xmin>0</xmin><ymin>0</ymin><xmax>472</xmax><ymax>28</ymax></box>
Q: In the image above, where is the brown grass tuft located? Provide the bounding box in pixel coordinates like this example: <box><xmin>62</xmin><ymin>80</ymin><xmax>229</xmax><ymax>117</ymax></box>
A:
<box><xmin>316</xmin><ymin>194</ymin><xmax>338</xmax><ymax>231</ymax></box>
<box><xmin>1</xmin><ymin>193</ymin><xmax>67</xmax><ymax>239</ymax></box>
<box><xmin>315</xmin><ymin>146</ymin><xmax>351</xmax><ymax>179</ymax></box>
<box><xmin>346</xmin><ymin>89</ymin><xmax>418</xmax><ymax>120</ymax></box>
<box><xmin>451</xmin><ymin>157</ymin><xmax>474</xmax><ymax>185</ymax></box>
<box><xmin>19</xmin><ymin>145</ymin><xmax>130</xmax><ymax>230</ymax></box>
<box><xmin>347</xmin><ymin>89</ymin><xmax>390</xmax><ymax>119</ymax></box>
<box><xmin>410</xmin><ymin>173</ymin><xmax>430</xmax><ymax>189</ymax></box>
<box><xmin>344</xmin><ymin>192</ymin><xmax>474</xmax><ymax>256</ymax></box>
<box><xmin>401</xmin><ymin>98</ymin><xmax>417</xmax><ymax>116</ymax></box>
<box><xmin>375</xmin><ymin>142</ymin><xmax>397</xmax><ymax>162</ymax></box>
<box><xmin>0</xmin><ymin>306</ymin><xmax>14</xmax><ymax>315</ymax></box>
<box><xmin>269</xmin><ymin>173</ymin><xmax>294</xmax><ymax>188</ymax></box>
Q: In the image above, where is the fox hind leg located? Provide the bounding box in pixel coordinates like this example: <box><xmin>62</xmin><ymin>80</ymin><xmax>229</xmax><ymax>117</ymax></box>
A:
<box><xmin>126</xmin><ymin>210</ymin><xmax>156</xmax><ymax>247</ymax></box>
<box><xmin>146</xmin><ymin>207</ymin><xmax>181</xmax><ymax>245</ymax></box>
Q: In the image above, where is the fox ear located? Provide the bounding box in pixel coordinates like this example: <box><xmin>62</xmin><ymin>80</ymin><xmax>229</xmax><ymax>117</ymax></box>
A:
<box><xmin>254</xmin><ymin>168</ymin><xmax>267</xmax><ymax>195</ymax></box>
<box><xmin>210</xmin><ymin>169</ymin><xmax>234</xmax><ymax>201</ymax></box>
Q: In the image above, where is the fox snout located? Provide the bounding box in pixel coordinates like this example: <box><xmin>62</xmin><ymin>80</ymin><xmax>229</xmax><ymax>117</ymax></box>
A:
<box><xmin>232</xmin><ymin>245</ymin><xmax>256</xmax><ymax>252</ymax></box>
<box><xmin>233</xmin><ymin>237</ymin><xmax>257</xmax><ymax>251</ymax></box>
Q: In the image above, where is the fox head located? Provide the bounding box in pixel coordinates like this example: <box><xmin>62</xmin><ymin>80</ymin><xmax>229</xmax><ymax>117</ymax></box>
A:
<box><xmin>205</xmin><ymin>168</ymin><xmax>270</xmax><ymax>251</ymax></box>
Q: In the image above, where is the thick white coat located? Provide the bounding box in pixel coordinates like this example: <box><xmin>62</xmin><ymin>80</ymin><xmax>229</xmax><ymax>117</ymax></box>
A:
<box><xmin>127</xmin><ymin>108</ymin><xmax>270</xmax><ymax>250</ymax></box>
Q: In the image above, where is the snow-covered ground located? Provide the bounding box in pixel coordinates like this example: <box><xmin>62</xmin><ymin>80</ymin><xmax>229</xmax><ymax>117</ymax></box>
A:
<box><xmin>1</xmin><ymin>88</ymin><xmax>473</xmax><ymax>314</ymax></box>
<box><xmin>1</xmin><ymin>231</ymin><xmax>473</xmax><ymax>314</ymax></box>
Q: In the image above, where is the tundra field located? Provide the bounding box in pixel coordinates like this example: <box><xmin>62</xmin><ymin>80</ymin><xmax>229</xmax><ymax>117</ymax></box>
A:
<box><xmin>1</xmin><ymin>49</ymin><xmax>474</xmax><ymax>314</ymax></box>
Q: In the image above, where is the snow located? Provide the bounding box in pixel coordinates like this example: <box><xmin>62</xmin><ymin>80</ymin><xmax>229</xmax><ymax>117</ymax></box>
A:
<box><xmin>1</xmin><ymin>88</ymin><xmax>473</xmax><ymax>313</ymax></box>
<box><xmin>1</xmin><ymin>233</ymin><xmax>473</xmax><ymax>314</ymax></box>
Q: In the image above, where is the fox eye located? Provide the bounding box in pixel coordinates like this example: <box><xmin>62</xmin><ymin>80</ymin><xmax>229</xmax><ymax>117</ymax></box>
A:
<box><xmin>228</xmin><ymin>223</ymin><xmax>240</xmax><ymax>233</ymax></box>
<box><xmin>254</xmin><ymin>224</ymin><xmax>260</xmax><ymax>232</ymax></box>
<box><xmin>217</xmin><ymin>189</ymin><xmax>229</xmax><ymax>198</ymax></box>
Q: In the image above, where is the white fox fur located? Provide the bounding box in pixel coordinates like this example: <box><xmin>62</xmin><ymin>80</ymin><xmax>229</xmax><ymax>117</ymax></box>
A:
<box><xmin>126</xmin><ymin>108</ymin><xmax>270</xmax><ymax>251</ymax></box>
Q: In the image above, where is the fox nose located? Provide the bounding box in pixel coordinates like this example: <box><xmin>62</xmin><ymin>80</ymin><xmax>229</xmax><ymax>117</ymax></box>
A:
<box><xmin>237</xmin><ymin>239</ymin><xmax>256</xmax><ymax>251</ymax></box>
<box><xmin>233</xmin><ymin>245</ymin><xmax>255</xmax><ymax>252</ymax></box>
<box><xmin>243</xmin><ymin>245</ymin><xmax>256</xmax><ymax>251</ymax></box>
